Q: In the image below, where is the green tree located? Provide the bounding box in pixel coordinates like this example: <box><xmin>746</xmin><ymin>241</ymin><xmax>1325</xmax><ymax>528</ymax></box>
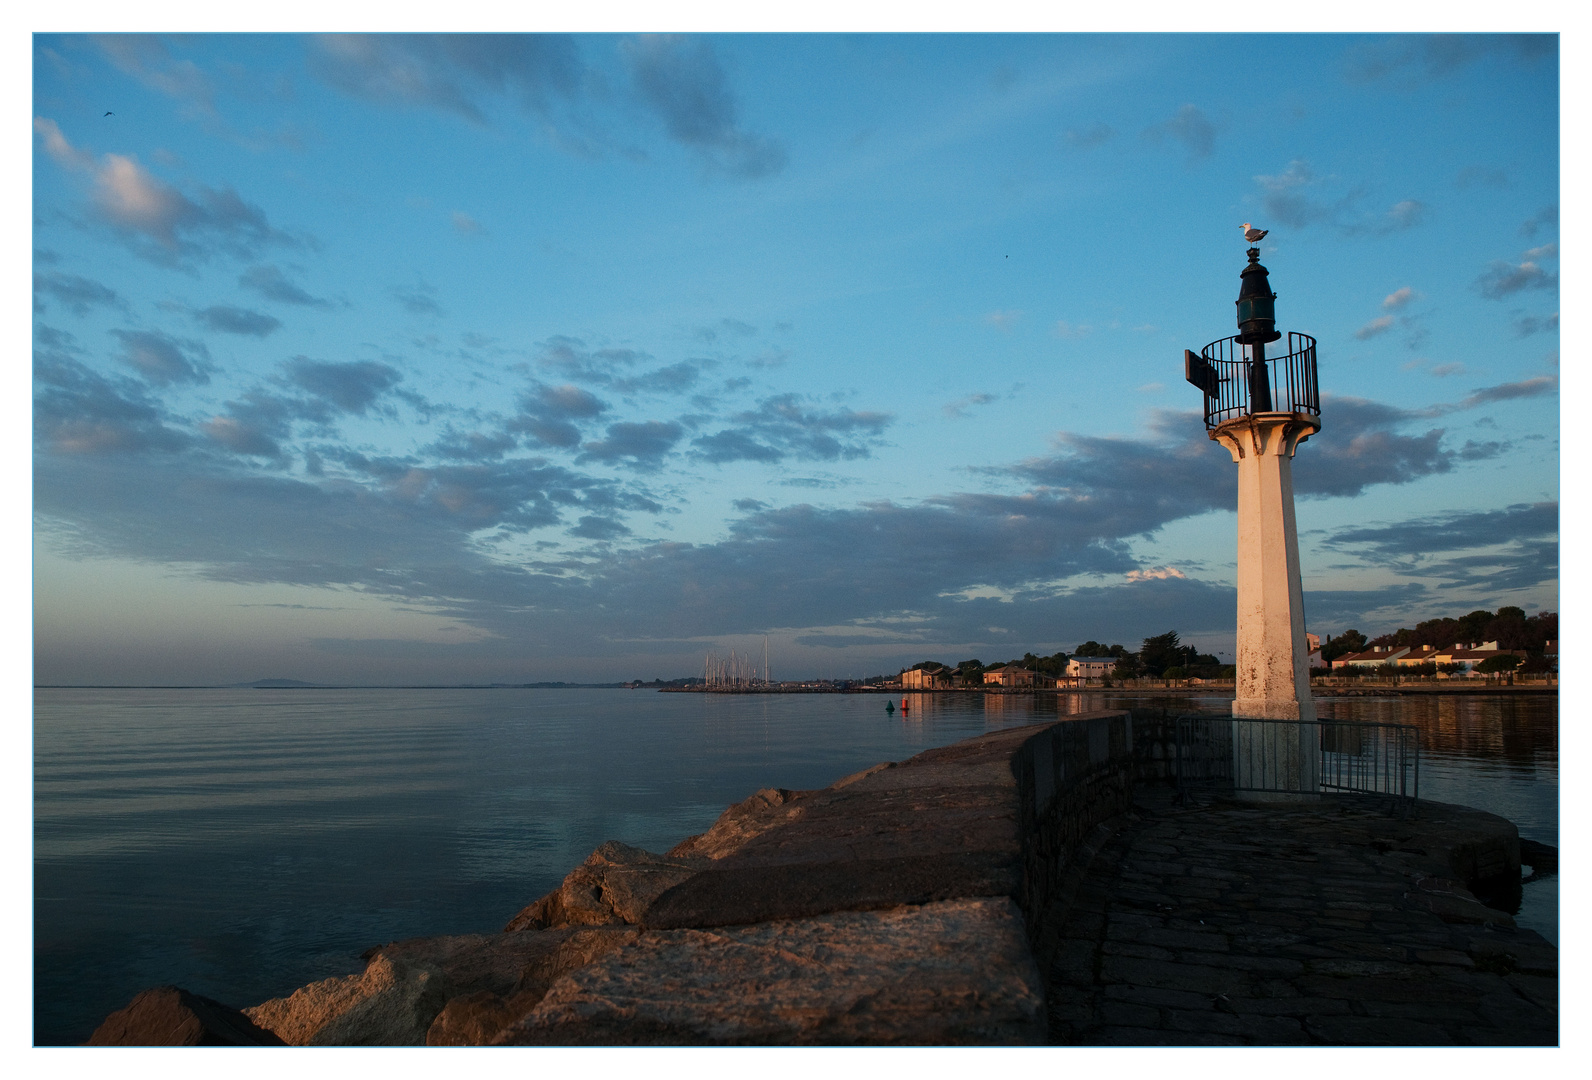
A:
<box><xmin>1475</xmin><ymin>653</ymin><xmax>1521</xmax><ymax>674</ymax></box>
<box><xmin>1073</xmin><ymin>641</ymin><xmax>1108</xmax><ymax>658</ymax></box>
<box><xmin>1321</xmin><ymin>629</ymin><xmax>1367</xmax><ymax>662</ymax></box>
<box><xmin>1113</xmin><ymin>653</ymin><xmax>1143</xmax><ymax>680</ymax></box>
<box><xmin>1138</xmin><ymin>631</ymin><xmax>1177</xmax><ymax>675</ymax></box>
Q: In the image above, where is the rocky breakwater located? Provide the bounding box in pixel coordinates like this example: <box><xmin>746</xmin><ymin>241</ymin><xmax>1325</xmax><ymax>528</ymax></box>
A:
<box><xmin>89</xmin><ymin>710</ymin><xmax>1137</xmax><ymax>1046</ymax></box>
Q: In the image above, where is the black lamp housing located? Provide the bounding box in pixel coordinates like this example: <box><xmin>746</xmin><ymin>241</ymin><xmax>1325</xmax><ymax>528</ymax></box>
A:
<box><xmin>1235</xmin><ymin>247</ymin><xmax>1281</xmax><ymax>345</ymax></box>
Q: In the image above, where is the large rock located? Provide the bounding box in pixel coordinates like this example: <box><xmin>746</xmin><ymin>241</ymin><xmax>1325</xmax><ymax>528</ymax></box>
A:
<box><xmin>408</xmin><ymin>927</ymin><xmax>638</xmax><ymax>1045</ymax></box>
<box><xmin>243</xmin><ymin>954</ymin><xmax>451</xmax><ymax>1046</ymax></box>
<box><xmin>87</xmin><ymin>986</ymin><xmax>285</xmax><ymax>1046</ymax></box>
<box><xmin>643</xmin><ymin>727</ymin><xmax>1039</xmax><ymax>929</ymax></box>
<box><xmin>497</xmin><ymin>898</ymin><xmax>1046</xmax><ymax>1045</ymax></box>
<box><xmin>505</xmin><ymin>841</ymin><xmax>710</xmax><ymax>932</ymax></box>
<box><xmin>667</xmin><ymin>786</ymin><xmax>816</xmax><ymax>859</ymax></box>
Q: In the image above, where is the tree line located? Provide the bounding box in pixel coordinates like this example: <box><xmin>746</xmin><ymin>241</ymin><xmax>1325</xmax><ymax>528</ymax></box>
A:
<box><xmin>900</xmin><ymin>630</ymin><xmax>1226</xmax><ymax>682</ymax></box>
<box><xmin>1317</xmin><ymin>606</ymin><xmax>1557</xmax><ymax>675</ymax></box>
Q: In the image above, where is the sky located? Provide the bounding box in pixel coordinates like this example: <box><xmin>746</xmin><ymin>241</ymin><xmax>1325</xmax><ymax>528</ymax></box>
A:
<box><xmin>29</xmin><ymin>30</ymin><xmax>1561</xmax><ymax>685</ymax></box>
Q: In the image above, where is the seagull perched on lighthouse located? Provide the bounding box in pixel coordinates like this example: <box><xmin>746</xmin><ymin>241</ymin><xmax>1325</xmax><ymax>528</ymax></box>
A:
<box><xmin>1242</xmin><ymin>222</ymin><xmax>1268</xmax><ymax>243</ymax></box>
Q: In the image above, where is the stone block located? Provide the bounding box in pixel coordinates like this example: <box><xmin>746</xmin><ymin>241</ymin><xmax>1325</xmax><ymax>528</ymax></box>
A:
<box><xmin>244</xmin><ymin>954</ymin><xmax>450</xmax><ymax>1046</ymax></box>
<box><xmin>505</xmin><ymin>841</ymin><xmax>709</xmax><ymax>931</ymax></box>
<box><xmin>87</xmin><ymin>986</ymin><xmax>285</xmax><ymax>1046</ymax></box>
<box><xmin>498</xmin><ymin>898</ymin><xmax>1045</xmax><ymax>1045</ymax></box>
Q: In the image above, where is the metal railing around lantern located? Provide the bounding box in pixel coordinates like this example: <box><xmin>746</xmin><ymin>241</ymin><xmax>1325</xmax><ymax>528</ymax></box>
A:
<box><xmin>1192</xmin><ymin>331</ymin><xmax>1319</xmax><ymax>430</ymax></box>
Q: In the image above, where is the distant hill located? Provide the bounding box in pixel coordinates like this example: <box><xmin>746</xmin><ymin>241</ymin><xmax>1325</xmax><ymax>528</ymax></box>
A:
<box><xmin>237</xmin><ymin>678</ymin><xmax>322</xmax><ymax>688</ymax></box>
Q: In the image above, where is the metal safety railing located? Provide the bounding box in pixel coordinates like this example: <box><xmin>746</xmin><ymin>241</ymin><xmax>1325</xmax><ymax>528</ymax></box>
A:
<box><xmin>1175</xmin><ymin>715</ymin><xmax>1419</xmax><ymax>814</ymax></box>
<box><xmin>1192</xmin><ymin>332</ymin><xmax>1319</xmax><ymax>429</ymax></box>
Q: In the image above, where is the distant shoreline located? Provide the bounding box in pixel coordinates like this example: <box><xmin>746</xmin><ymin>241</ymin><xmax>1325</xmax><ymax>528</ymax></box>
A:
<box><xmin>35</xmin><ymin>683</ymin><xmax>1556</xmax><ymax>697</ymax></box>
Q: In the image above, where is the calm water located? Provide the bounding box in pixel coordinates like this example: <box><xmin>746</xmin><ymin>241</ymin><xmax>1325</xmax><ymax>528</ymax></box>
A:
<box><xmin>33</xmin><ymin>688</ymin><xmax>1557</xmax><ymax>1045</ymax></box>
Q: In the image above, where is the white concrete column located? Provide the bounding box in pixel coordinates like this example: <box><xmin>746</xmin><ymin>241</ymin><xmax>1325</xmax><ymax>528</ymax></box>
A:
<box><xmin>1211</xmin><ymin>412</ymin><xmax>1320</xmax><ymax>799</ymax></box>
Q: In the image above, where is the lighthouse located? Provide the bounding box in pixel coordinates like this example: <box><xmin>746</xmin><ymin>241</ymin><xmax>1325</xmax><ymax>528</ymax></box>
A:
<box><xmin>1184</xmin><ymin>237</ymin><xmax>1321</xmax><ymax>798</ymax></box>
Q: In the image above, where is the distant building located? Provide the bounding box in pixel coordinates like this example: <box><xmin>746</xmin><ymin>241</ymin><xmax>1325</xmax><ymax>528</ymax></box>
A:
<box><xmin>983</xmin><ymin>664</ymin><xmax>1038</xmax><ymax>687</ymax></box>
<box><xmin>1431</xmin><ymin>643</ymin><xmax>1527</xmax><ymax>676</ymax></box>
<box><xmin>1330</xmin><ymin>646</ymin><xmax>1410</xmax><ymax>670</ymax></box>
<box><xmin>1395</xmin><ymin>645</ymin><xmax>1442</xmax><ymax>667</ymax></box>
<box><xmin>1065</xmin><ymin>656</ymin><xmax>1117</xmax><ymax>679</ymax></box>
<box><xmin>901</xmin><ymin>664</ymin><xmax>954</xmax><ymax>689</ymax></box>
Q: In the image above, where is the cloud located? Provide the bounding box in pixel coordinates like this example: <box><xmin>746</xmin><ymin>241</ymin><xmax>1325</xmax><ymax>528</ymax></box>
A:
<box><xmin>1053</xmin><ymin>320</ymin><xmax>1091</xmax><ymax>339</ymax></box>
<box><xmin>390</xmin><ymin>281</ymin><xmax>443</xmax><ymax>316</ymax></box>
<box><xmin>95</xmin><ymin>34</ymin><xmax>216</xmax><ymax>119</ymax></box>
<box><xmin>1141</xmin><ymin>104</ymin><xmax>1216</xmax><ymax>160</ymax></box>
<box><xmin>612</xmin><ymin>360</ymin><xmax>708</xmax><ymax>395</ymax></box>
<box><xmin>1518</xmin><ymin>205</ymin><xmax>1558</xmax><ymax>238</ymax></box>
<box><xmin>109</xmin><ymin>329</ymin><xmax>211</xmax><ymax>385</ymax></box>
<box><xmin>533</xmin><ymin>335</ymin><xmax>702</xmax><ymax>394</ymax></box>
<box><xmin>1004</xmin><ymin>391</ymin><xmax>1507</xmax><ymax>512</ymax></box>
<box><xmin>310</xmin><ymin>33</ymin><xmax>586</xmax><ymax>126</ymax></box>
<box><xmin>1522</xmin><ymin>242</ymin><xmax>1558</xmax><ymax>261</ymax></box>
<box><xmin>985</xmin><ymin>309</ymin><xmax>1021</xmax><ymax>331</ymax></box>
<box><xmin>1382</xmin><ymin>287</ymin><xmax>1418</xmax><ymax>310</ymax></box>
<box><xmin>195</xmin><ymin>305</ymin><xmax>282</xmax><ymax>337</ymax></box>
<box><xmin>1475</xmin><ymin>260</ymin><xmax>1558</xmax><ymax>299</ymax></box>
<box><xmin>944</xmin><ymin>393</ymin><xmax>997</xmax><ymax>419</ymax></box>
<box><xmin>621</xmin><ymin>34</ymin><xmax>786</xmax><ymax>179</ymax></box>
<box><xmin>569</xmin><ymin>515</ymin><xmax>631</xmax><ymax>540</ymax></box>
<box><xmin>283</xmin><ymin>358</ymin><xmax>404</xmax><ymax>414</ymax></box>
<box><xmin>579</xmin><ymin>420</ymin><xmax>685</xmax><ymax>471</ymax></box>
<box><xmin>1429</xmin><ymin>362</ymin><xmax>1466</xmax><ymax>377</ymax></box>
<box><xmin>1513</xmin><ymin>313</ymin><xmax>1559</xmax><ymax>337</ymax></box>
<box><xmin>1252</xmin><ymin>159</ymin><xmax>1422</xmax><ymax>236</ymax></box>
<box><xmin>691</xmin><ymin>395</ymin><xmax>893</xmax><ymax>464</ymax></box>
<box><xmin>1322</xmin><ymin>502</ymin><xmax>1557</xmax><ymax>594</ymax></box>
<box><xmin>1125</xmin><ymin>566</ymin><xmax>1186</xmax><ymax>582</ymax></box>
<box><xmin>694</xmin><ymin>318</ymin><xmax>757</xmax><ymax>343</ymax></box>
<box><xmin>1345</xmin><ymin>34</ymin><xmax>1556</xmax><ymax>86</ymax></box>
<box><xmin>508</xmin><ymin>382</ymin><xmax>610</xmax><ymax>449</ymax></box>
<box><xmin>34</xmin><ymin>271</ymin><xmax>120</xmax><ymax>316</ymax></box>
<box><xmin>539</xmin><ymin>335</ymin><xmax>646</xmax><ymax>384</ymax></box>
<box><xmin>451</xmin><ymin>211</ymin><xmax>483</xmax><ymax>234</ymax></box>
<box><xmin>1456</xmin><ymin>166</ymin><xmax>1508</xmax><ymax>190</ymax></box>
<box><xmin>34</xmin><ymin>117</ymin><xmax>94</xmax><ymax>170</ymax></box>
<box><xmin>34</xmin><ymin>345</ymin><xmax>190</xmax><ymax>456</ymax></box>
<box><xmin>1253</xmin><ymin>160</ymin><xmax>1348</xmax><ymax>229</ymax></box>
<box><xmin>1354</xmin><ymin>315</ymin><xmax>1395</xmax><ymax>340</ymax></box>
<box><xmin>34</xmin><ymin>339</ymin><xmax>1547</xmax><ymax>667</ymax></box>
<box><xmin>240</xmin><ymin>265</ymin><xmax>336</xmax><ymax>308</ymax></box>
<box><xmin>36</xmin><ymin>118</ymin><xmax>297</xmax><ymax>267</ymax></box>
<box><xmin>202</xmin><ymin>414</ymin><xmax>284</xmax><ymax>458</ymax></box>
<box><xmin>1371</xmin><ymin>200</ymin><xmax>1425</xmax><ymax>233</ymax></box>
<box><xmin>1064</xmin><ymin>123</ymin><xmax>1114</xmax><ymax>149</ymax></box>
<box><xmin>1453</xmin><ymin>375</ymin><xmax>1556</xmax><ymax>409</ymax></box>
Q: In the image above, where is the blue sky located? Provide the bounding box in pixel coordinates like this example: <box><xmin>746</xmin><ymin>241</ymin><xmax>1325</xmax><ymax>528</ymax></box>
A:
<box><xmin>30</xmin><ymin>32</ymin><xmax>1560</xmax><ymax>685</ymax></box>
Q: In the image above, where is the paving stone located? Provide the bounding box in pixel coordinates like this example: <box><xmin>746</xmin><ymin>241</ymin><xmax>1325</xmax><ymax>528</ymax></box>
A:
<box><xmin>1101</xmin><ymin>984</ymin><xmax>1218</xmax><ymax>1010</ymax></box>
<box><xmin>1222</xmin><ymin>996</ymin><xmax>1352</xmax><ymax>1018</ymax></box>
<box><xmin>1098</xmin><ymin>1001</ymin><xmax>1160</xmax><ymax>1028</ymax></box>
<box><xmin>1303</xmin><ymin>1015</ymin><xmax>1457</xmax><ymax>1046</ymax></box>
<box><xmin>1094</xmin><ymin>1026</ymin><xmax>1241</xmax><ymax>1046</ymax></box>
<box><xmin>1100</xmin><ymin>940</ymin><xmax>1175</xmax><ymax>961</ymax></box>
<box><xmin>1182</xmin><ymin>952</ymin><xmax>1302</xmax><ymax>975</ymax></box>
<box><xmin>1163</xmin><ymin>1008</ymin><xmax>1308</xmax><ymax>1044</ymax></box>
<box><xmin>1100</xmin><ymin>957</ymin><xmax>1247</xmax><ymax>995</ymax></box>
<box><xmin>1037</xmin><ymin>786</ymin><xmax>1555</xmax><ymax>1046</ymax></box>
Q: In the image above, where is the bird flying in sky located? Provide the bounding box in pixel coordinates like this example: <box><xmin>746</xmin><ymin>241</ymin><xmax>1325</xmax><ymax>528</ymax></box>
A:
<box><xmin>1242</xmin><ymin>222</ymin><xmax>1268</xmax><ymax>243</ymax></box>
